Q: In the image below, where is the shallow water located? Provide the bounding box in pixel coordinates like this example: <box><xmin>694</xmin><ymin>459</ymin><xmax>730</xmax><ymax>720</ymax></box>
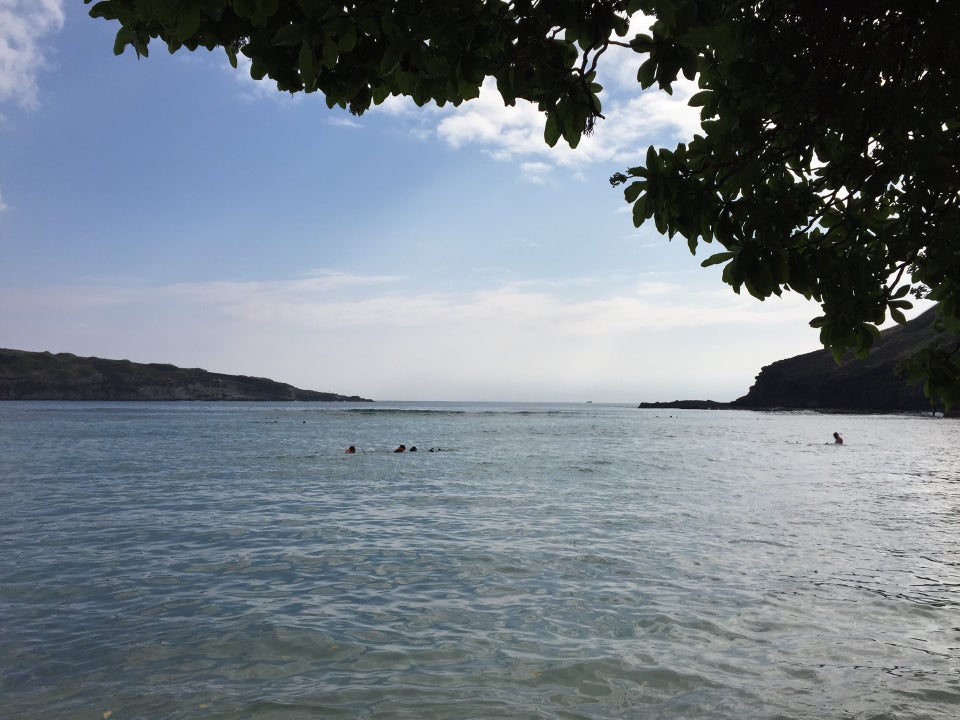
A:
<box><xmin>1</xmin><ymin>402</ymin><xmax>958</xmax><ymax>719</ymax></box>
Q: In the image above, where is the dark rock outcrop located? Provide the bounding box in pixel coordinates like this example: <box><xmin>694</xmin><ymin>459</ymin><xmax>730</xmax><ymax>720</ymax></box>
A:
<box><xmin>0</xmin><ymin>349</ymin><xmax>372</xmax><ymax>402</ymax></box>
<box><xmin>732</xmin><ymin>307</ymin><xmax>952</xmax><ymax>413</ymax></box>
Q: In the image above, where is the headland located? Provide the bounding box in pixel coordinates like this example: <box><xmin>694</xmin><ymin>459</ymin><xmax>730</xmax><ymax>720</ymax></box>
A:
<box><xmin>0</xmin><ymin>349</ymin><xmax>371</xmax><ymax>402</ymax></box>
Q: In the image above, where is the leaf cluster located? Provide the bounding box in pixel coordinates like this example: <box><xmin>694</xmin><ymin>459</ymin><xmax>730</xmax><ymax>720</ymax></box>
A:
<box><xmin>85</xmin><ymin>0</ymin><xmax>636</xmax><ymax>149</ymax></box>
<box><xmin>612</xmin><ymin>0</ymin><xmax>960</xmax><ymax>405</ymax></box>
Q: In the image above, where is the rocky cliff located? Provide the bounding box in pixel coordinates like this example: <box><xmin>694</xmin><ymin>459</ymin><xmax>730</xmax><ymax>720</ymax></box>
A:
<box><xmin>732</xmin><ymin>307</ymin><xmax>951</xmax><ymax>413</ymax></box>
<box><xmin>0</xmin><ymin>349</ymin><xmax>371</xmax><ymax>402</ymax></box>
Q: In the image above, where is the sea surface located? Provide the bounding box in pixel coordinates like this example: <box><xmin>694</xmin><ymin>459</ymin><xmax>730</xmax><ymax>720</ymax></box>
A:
<box><xmin>1</xmin><ymin>401</ymin><xmax>957</xmax><ymax>720</ymax></box>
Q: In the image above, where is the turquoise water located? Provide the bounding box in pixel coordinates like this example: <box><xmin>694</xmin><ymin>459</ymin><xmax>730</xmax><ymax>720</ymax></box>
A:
<box><xmin>1</xmin><ymin>402</ymin><xmax>958</xmax><ymax>719</ymax></box>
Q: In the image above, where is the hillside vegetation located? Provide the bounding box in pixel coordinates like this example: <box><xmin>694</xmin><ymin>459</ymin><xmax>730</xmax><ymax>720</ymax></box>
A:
<box><xmin>0</xmin><ymin>350</ymin><xmax>370</xmax><ymax>402</ymax></box>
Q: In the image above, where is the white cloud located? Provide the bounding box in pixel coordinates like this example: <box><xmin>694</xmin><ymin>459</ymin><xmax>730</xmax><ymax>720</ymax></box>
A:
<box><xmin>0</xmin><ymin>0</ymin><xmax>65</xmax><ymax>109</ymax></box>
<box><xmin>0</xmin><ymin>187</ymin><xmax>8</xmax><ymax>214</ymax></box>
<box><xmin>292</xmin><ymin>269</ymin><xmax>403</xmax><ymax>288</ymax></box>
<box><xmin>327</xmin><ymin>115</ymin><xmax>362</xmax><ymax>129</ymax></box>
<box><xmin>435</xmin><ymin>79</ymin><xmax>547</xmax><ymax>157</ymax></box>
<box><xmin>520</xmin><ymin>161</ymin><xmax>552</xmax><ymax>184</ymax></box>
<box><xmin>426</xmin><ymin>56</ymin><xmax>700</xmax><ymax>172</ymax></box>
<box><xmin>634</xmin><ymin>281</ymin><xmax>681</xmax><ymax>296</ymax></box>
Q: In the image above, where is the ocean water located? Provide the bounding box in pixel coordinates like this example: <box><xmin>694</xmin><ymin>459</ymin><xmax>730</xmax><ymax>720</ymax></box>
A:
<box><xmin>0</xmin><ymin>401</ymin><xmax>957</xmax><ymax>720</ymax></box>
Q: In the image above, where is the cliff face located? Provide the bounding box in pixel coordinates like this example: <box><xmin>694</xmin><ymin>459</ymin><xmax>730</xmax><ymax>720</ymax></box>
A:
<box><xmin>0</xmin><ymin>350</ymin><xmax>372</xmax><ymax>402</ymax></box>
<box><xmin>732</xmin><ymin>307</ymin><xmax>951</xmax><ymax>413</ymax></box>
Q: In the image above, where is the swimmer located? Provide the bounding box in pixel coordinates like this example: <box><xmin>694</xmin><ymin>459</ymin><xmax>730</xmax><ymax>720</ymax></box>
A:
<box><xmin>393</xmin><ymin>444</ymin><xmax>406</xmax><ymax>453</ymax></box>
<box><xmin>409</xmin><ymin>446</ymin><xmax>417</xmax><ymax>452</ymax></box>
<box><xmin>345</xmin><ymin>445</ymin><xmax>357</xmax><ymax>454</ymax></box>
<box><xmin>833</xmin><ymin>432</ymin><xmax>843</xmax><ymax>445</ymax></box>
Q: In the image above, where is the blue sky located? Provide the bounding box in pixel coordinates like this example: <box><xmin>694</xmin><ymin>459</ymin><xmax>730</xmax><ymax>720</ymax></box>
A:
<box><xmin>0</xmin><ymin>2</ymin><xmax>880</xmax><ymax>401</ymax></box>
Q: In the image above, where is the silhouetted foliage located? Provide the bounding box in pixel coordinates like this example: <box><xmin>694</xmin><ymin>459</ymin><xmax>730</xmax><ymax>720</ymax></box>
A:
<box><xmin>86</xmin><ymin>0</ymin><xmax>960</xmax><ymax>405</ymax></box>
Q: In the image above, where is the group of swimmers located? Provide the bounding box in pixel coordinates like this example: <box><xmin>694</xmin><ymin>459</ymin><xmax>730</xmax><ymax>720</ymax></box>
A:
<box><xmin>345</xmin><ymin>444</ymin><xmax>441</xmax><ymax>453</ymax></box>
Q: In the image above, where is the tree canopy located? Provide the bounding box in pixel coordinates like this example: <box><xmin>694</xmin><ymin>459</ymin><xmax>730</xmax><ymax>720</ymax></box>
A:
<box><xmin>85</xmin><ymin>0</ymin><xmax>960</xmax><ymax>406</ymax></box>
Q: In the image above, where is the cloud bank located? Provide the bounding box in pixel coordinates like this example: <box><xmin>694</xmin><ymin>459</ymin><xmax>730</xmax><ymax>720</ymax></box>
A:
<box><xmin>0</xmin><ymin>272</ymin><xmax>822</xmax><ymax>402</ymax></box>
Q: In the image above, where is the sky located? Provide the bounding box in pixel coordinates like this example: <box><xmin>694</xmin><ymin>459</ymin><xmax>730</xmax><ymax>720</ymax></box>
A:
<box><xmin>0</xmin><ymin>1</ymin><xmax>906</xmax><ymax>402</ymax></box>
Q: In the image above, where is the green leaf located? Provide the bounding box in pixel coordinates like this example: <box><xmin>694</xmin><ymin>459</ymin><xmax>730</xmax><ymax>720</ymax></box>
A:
<box><xmin>637</xmin><ymin>59</ymin><xmax>656</xmax><ymax>88</ymax></box>
<box><xmin>258</xmin><ymin>0</ymin><xmax>279</xmax><ymax>17</ymax></box>
<box><xmin>565</xmin><ymin>128</ymin><xmax>582</xmax><ymax>149</ymax></box>
<box><xmin>630</xmin><ymin>33</ymin><xmax>655</xmax><ymax>53</ymax></box>
<box><xmin>458</xmin><ymin>77</ymin><xmax>481</xmax><ymax>101</ymax></box>
<box><xmin>321</xmin><ymin>36</ymin><xmax>338</xmax><ymax>68</ymax></box>
<box><xmin>249</xmin><ymin>56</ymin><xmax>268</xmax><ymax>80</ymax></box>
<box><xmin>298</xmin><ymin>42</ymin><xmax>315</xmax><ymax>81</ymax></box>
<box><xmin>371</xmin><ymin>83</ymin><xmax>391</xmax><ymax>104</ymax></box>
<box><xmin>233</xmin><ymin>0</ymin><xmax>255</xmax><ymax>19</ymax></box>
<box><xmin>681</xmin><ymin>50</ymin><xmax>698</xmax><ymax>80</ymax></box>
<box><xmin>701</xmin><ymin>251</ymin><xmax>736</xmax><ymax>267</ymax></box>
<box><xmin>688</xmin><ymin>90</ymin><xmax>712</xmax><ymax>107</ymax></box>
<box><xmin>645</xmin><ymin>145</ymin><xmax>658</xmax><ymax>171</ymax></box>
<box><xmin>176</xmin><ymin>4</ymin><xmax>202</xmax><ymax>42</ymax></box>
<box><xmin>113</xmin><ymin>25</ymin><xmax>133</xmax><ymax>55</ymax></box>
<box><xmin>544</xmin><ymin>112</ymin><xmax>561</xmax><ymax>147</ymax></box>
<box><xmin>271</xmin><ymin>24</ymin><xmax>304</xmax><ymax>47</ymax></box>
<box><xmin>339</xmin><ymin>25</ymin><xmax>357</xmax><ymax>53</ymax></box>
<box><xmin>623</xmin><ymin>181</ymin><xmax>644</xmax><ymax>204</ymax></box>
<box><xmin>88</xmin><ymin>2</ymin><xmax>114</xmax><ymax>20</ymax></box>
<box><xmin>198</xmin><ymin>0</ymin><xmax>225</xmax><ymax>21</ymax></box>
<box><xmin>632</xmin><ymin>196</ymin><xmax>647</xmax><ymax>228</ymax></box>
<box><xmin>495</xmin><ymin>70</ymin><xmax>515</xmax><ymax>104</ymax></box>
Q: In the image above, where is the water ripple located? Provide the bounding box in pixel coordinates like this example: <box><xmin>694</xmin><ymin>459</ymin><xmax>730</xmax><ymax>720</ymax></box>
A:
<box><xmin>1</xmin><ymin>403</ymin><xmax>958</xmax><ymax>719</ymax></box>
